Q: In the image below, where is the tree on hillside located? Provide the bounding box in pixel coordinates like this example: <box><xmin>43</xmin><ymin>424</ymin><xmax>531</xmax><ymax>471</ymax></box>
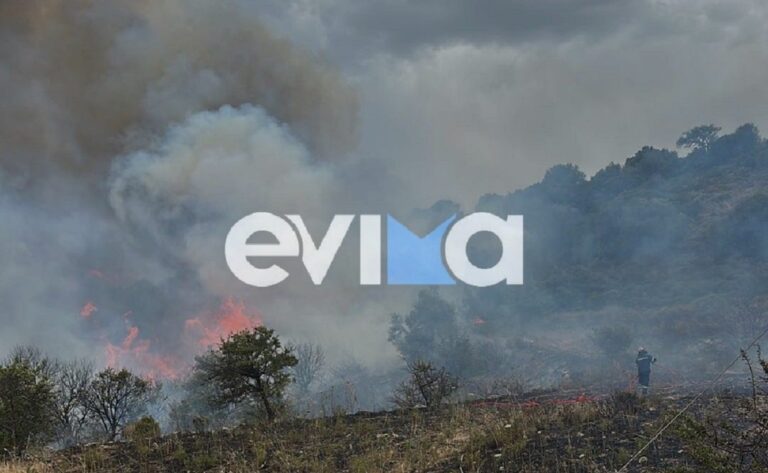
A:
<box><xmin>53</xmin><ymin>359</ymin><xmax>94</xmax><ymax>446</ymax></box>
<box><xmin>7</xmin><ymin>345</ymin><xmax>59</xmax><ymax>380</ymax></box>
<box><xmin>194</xmin><ymin>327</ymin><xmax>298</xmax><ymax>420</ymax></box>
<box><xmin>389</xmin><ymin>289</ymin><xmax>482</xmax><ymax>378</ymax></box>
<box><xmin>83</xmin><ymin>368</ymin><xmax>155</xmax><ymax>441</ymax></box>
<box><xmin>623</xmin><ymin>146</ymin><xmax>679</xmax><ymax>179</ymax></box>
<box><xmin>0</xmin><ymin>362</ymin><xmax>55</xmax><ymax>456</ymax></box>
<box><xmin>676</xmin><ymin>124</ymin><xmax>721</xmax><ymax>152</ymax></box>
<box><xmin>539</xmin><ymin>163</ymin><xmax>587</xmax><ymax>206</ymax></box>
<box><xmin>293</xmin><ymin>342</ymin><xmax>325</xmax><ymax>395</ymax></box>
<box><xmin>389</xmin><ymin>289</ymin><xmax>460</xmax><ymax>365</ymax></box>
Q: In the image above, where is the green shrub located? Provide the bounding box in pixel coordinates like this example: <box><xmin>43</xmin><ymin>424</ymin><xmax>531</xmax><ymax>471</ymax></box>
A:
<box><xmin>125</xmin><ymin>416</ymin><xmax>161</xmax><ymax>445</ymax></box>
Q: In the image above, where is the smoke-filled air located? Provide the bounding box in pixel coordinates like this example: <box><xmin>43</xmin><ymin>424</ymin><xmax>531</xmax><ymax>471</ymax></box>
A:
<box><xmin>4</xmin><ymin>1</ymin><xmax>768</xmax><ymax>470</ymax></box>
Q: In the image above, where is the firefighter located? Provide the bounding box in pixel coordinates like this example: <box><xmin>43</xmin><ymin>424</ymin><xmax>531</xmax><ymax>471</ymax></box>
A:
<box><xmin>636</xmin><ymin>347</ymin><xmax>656</xmax><ymax>395</ymax></box>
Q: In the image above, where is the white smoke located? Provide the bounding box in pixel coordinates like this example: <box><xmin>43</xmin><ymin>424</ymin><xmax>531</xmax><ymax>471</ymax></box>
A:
<box><xmin>109</xmin><ymin>105</ymin><xmax>336</xmax><ymax>295</ymax></box>
<box><xmin>108</xmin><ymin>103</ymin><xmax>404</xmax><ymax>369</ymax></box>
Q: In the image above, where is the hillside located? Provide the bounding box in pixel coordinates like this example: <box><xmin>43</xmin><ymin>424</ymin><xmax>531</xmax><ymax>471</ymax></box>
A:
<box><xmin>388</xmin><ymin>124</ymin><xmax>768</xmax><ymax>393</ymax></box>
<box><xmin>1</xmin><ymin>390</ymin><xmax>717</xmax><ymax>473</ymax></box>
<box><xmin>471</xmin><ymin>123</ymin><xmax>768</xmax><ymax>315</ymax></box>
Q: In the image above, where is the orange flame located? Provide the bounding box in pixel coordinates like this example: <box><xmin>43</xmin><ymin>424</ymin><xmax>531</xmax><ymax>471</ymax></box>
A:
<box><xmin>105</xmin><ymin>323</ymin><xmax>184</xmax><ymax>380</ymax></box>
<box><xmin>122</xmin><ymin>325</ymin><xmax>139</xmax><ymax>349</ymax></box>
<box><xmin>90</xmin><ymin>297</ymin><xmax>262</xmax><ymax>381</ymax></box>
<box><xmin>80</xmin><ymin>301</ymin><xmax>97</xmax><ymax>319</ymax></box>
<box><xmin>185</xmin><ymin>297</ymin><xmax>262</xmax><ymax>347</ymax></box>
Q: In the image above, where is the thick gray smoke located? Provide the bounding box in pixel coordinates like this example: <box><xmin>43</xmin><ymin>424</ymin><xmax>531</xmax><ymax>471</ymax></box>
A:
<box><xmin>0</xmin><ymin>0</ymin><xmax>380</xmax><ymax>376</ymax></box>
<box><xmin>0</xmin><ymin>0</ymin><xmax>356</xmax><ymax>183</ymax></box>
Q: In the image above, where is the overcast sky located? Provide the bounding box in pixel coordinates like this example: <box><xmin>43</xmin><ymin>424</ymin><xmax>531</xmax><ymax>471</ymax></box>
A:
<box><xmin>258</xmin><ymin>0</ymin><xmax>768</xmax><ymax>207</ymax></box>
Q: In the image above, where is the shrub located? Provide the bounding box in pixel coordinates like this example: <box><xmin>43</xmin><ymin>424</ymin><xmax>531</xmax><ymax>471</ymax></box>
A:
<box><xmin>124</xmin><ymin>416</ymin><xmax>161</xmax><ymax>444</ymax></box>
<box><xmin>392</xmin><ymin>361</ymin><xmax>458</xmax><ymax>409</ymax></box>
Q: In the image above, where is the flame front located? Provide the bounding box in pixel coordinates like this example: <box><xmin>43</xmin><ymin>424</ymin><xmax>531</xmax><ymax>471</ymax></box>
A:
<box><xmin>80</xmin><ymin>296</ymin><xmax>262</xmax><ymax>381</ymax></box>
<box><xmin>104</xmin><ymin>323</ymin><xmax>183</xmax><ymax>381</ymax></box>
<box><xmin>185</xmin><ymin>297</ymin><xmax>263</xmax><ymax>348</ymax></box>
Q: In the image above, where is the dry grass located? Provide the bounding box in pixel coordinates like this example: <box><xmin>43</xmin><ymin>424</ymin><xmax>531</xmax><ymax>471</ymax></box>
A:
<box><xmin>0</xmin><ymin>461</ymin><xmax>54</xmax><ymax>473</ymax></box>
<box><xmin>0</xmin><ymin>394</ymin><xmax>702</xmax><ymax>472</ymax></box>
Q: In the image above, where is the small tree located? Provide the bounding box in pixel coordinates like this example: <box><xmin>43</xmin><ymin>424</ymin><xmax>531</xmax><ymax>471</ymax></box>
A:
<box><xmin>392</xmin><ymin>360</ymin><xmax>458</xmax><ymax>410</ymax></box>
<box><xmin>389</xmin><ymin>289</ymin><xmax>464</xmax><ymax>373</ymax></box>
<box><xmin>194</xmin><ymin>327</ymin><xmax>298</xmax><ymax>420</ymax></box>
<box><xmin>293</xmin><ymin>343</ymin><xmax>325</xmax><ymax>395</ymax></box>
<box><xmin>0</xmin><ymin>362</ymin><xmax>55</xmax><ymax>456</ymax></box>
<box><xmin>83</xmin><ymin>368</ymin><xmax>155</xmax><ymax>441</ymax></box>
<box><xmin>53</xmin><ymin>359</ymin><xmax>94</xmax><ymax>446</ymax></box>
<box><xmin>676</xmin><ymin>124</ymin><xmax>721</xmax><ymax>152</ymax></box>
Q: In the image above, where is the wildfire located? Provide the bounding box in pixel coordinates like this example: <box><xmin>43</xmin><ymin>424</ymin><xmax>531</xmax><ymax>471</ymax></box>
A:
<box><xmin>122</xmin><ymin>325</ymin><xmax>139</xmax><ymax>349</ymax></box>
<box><xmin>80</xmin><ymin>301</ymin><xmax>97</xmax><ymax>319</ymax></box>
<box><xmin>105</xmin><ymin>323</ymin><xmax>184</xmax><ymax>381</ymax></box>
<box><xmin>79</xmin><ymin>293</ymin><xmax>261</xmax><ymax>380</ymax></box>
<box><xmin>185</xmin><ymin>297</ymin><xmax>262</xmax><ymax>347</ymax></box>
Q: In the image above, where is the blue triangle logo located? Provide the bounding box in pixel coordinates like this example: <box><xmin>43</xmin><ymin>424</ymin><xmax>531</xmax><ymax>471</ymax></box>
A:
<box><xmin>386</xmin><ymin>215</ymin><xmax>457</xmax><ymax>285</ymax></box>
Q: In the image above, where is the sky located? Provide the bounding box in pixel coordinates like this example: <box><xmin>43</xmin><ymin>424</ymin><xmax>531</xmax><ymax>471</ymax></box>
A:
<box><xmin>258</xmin><ymin>0</ymin><xmax>768</xmax><ymax>206</ymax></box>
<box><xmin>1</xmin><ymin>0</ymin><xmax>768</xmax><ymax>374</ymax></box>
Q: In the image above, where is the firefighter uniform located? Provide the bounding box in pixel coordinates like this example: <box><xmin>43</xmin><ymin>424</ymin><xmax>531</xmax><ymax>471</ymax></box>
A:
<box><xmin>636</xmin><ymin>348</ymin><xmax>656</xmax><ymax>395</ymax></box>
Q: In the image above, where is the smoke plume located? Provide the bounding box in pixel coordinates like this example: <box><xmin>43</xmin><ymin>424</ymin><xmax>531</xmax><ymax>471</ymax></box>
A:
<box><xmin>0</xmin><ymin>0</ymin><xmax>370</xmax><ymax>376</ymax></box>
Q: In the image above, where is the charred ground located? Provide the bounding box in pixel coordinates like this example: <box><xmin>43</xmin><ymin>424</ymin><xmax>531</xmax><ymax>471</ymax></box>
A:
<box><xmin>5</xmin><ymin>385</ymin><xmax>759</xmax><ymax>473</ymax></box>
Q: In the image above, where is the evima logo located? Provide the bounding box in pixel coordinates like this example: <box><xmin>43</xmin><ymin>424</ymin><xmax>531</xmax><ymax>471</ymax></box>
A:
<box><xmin>225</xmin><ymin>212</ymin><xmax>523</xmax><ymax>287</ymax></box>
